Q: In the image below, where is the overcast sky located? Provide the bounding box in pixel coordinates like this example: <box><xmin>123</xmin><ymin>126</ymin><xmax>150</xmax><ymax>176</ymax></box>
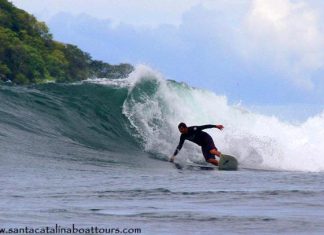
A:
<box><xmin>10</xmin><ymin>0</ymin><xmax>324</xmax><ymax>111</ymax></box>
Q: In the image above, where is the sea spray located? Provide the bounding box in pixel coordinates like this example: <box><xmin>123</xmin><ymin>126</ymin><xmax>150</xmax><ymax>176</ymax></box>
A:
<box><xmin>89</xmin><ymin>65</ymin><xmax>324</xmax><ymax>172</ymax></box>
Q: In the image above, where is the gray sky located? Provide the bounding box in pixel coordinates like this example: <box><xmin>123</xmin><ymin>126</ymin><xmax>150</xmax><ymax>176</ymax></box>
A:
<box><xmin>10</xmin><ymin>0</ymin><xmax>324</xmax><ymax>110</ymax></box>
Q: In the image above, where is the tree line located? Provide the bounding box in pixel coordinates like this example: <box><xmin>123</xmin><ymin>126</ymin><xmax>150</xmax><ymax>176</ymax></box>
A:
<box><xmin>0</xmin><ymin>0</ymin><xmax>133</xmax><ymax>84</ymax></box>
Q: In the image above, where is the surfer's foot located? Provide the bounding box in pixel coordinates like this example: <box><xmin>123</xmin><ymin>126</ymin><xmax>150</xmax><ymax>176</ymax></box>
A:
<box><xmin>207</xmin><ymin>158</ymin><xmax>219</xmax><ymax>166</ymax></box>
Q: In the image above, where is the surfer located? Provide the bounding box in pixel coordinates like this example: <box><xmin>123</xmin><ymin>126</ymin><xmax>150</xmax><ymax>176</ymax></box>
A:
<box><xmin>170</xmin><ymin>123</ymin><xmax>224</xmax><ymax>166</ymax></box>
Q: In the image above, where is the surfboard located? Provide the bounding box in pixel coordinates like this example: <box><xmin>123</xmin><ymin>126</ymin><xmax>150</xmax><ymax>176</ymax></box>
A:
<box><xmin>173</xmin><ymin>154</ymin><xmax>238</xmax><ymax>171</ymax></box>
<box><xmin>186</xmin><ymin>163</ymin><xmax>217</xmax><ymax>170</ymax></box>
<box><xmin>219</xmin><ymin>154</ymin><xmax>238</xmax><ymax>171</ymax></box>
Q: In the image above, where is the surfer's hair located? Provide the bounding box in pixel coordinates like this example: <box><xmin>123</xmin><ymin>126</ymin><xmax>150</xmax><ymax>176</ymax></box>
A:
<box><xmin>178</xmin><ymin>122</ymin><xmax>187</xmax><ymax>129</ymax></box>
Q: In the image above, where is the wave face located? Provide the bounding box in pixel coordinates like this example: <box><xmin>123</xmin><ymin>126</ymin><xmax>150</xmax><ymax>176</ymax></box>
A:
<box><xmin>1</xmin><ymin>65</ymin><xmax>324</xmax><ymax>172</ymax></box>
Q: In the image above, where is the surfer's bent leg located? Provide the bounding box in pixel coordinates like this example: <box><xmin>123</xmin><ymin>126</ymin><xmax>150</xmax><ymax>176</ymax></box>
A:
<box><xmin>209</xmin><ymin>148</ymin><xmax>221</xmax><ymax>157</ymax></box>
<box><xmin>201</xmin><ymin>136</ymin><xmax>219</xmax><ymax>166</ymax></box>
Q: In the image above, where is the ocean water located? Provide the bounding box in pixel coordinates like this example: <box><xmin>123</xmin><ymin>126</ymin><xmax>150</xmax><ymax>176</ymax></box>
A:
<box><xmin>1</xmin><ymin>65</ymin><xmax>324</xmax><ymax>234</ymax></box>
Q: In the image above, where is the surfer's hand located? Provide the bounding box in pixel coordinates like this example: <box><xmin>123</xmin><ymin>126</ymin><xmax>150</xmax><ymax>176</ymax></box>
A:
<box><xmin>169</xmin><ymin>156</ymin><xmax>175</xmax><ymax>162</ymax></box>
<box><xmin>216</xmin><ymin>125</ymin><xmax>224</xmax><ymax>130</ymax></box>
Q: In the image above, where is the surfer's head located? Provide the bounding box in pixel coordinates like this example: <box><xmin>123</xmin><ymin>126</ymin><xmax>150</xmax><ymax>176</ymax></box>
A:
<box><xmin>178</xmin><ymin>122</ymin><xmax>188</xmax><ymax>134</ymax></box>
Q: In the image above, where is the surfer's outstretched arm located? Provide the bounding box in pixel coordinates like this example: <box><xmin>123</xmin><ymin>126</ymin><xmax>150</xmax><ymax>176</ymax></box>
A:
<box><xmin>196</xmin><ymin>124</ymin><xmax>224</xmax><ymax>131</ymax></box>
<box><xmin>170</xmin><ymin>135</ymin><xmax>185</xmax><ymax>162</ymax></box>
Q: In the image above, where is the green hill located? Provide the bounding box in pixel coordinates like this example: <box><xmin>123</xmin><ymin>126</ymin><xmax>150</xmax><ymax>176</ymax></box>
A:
<box><xmin>0</xmin><ymin>0</ymin><xmax>133</xmax><ymax>84</ymax></box>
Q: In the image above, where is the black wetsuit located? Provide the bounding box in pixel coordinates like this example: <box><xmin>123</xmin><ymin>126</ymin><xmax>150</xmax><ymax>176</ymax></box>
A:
<box><xmin>173</xmin><ymin>125</ymin><xmax>218</xmax><ymax>161</ymax></box>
